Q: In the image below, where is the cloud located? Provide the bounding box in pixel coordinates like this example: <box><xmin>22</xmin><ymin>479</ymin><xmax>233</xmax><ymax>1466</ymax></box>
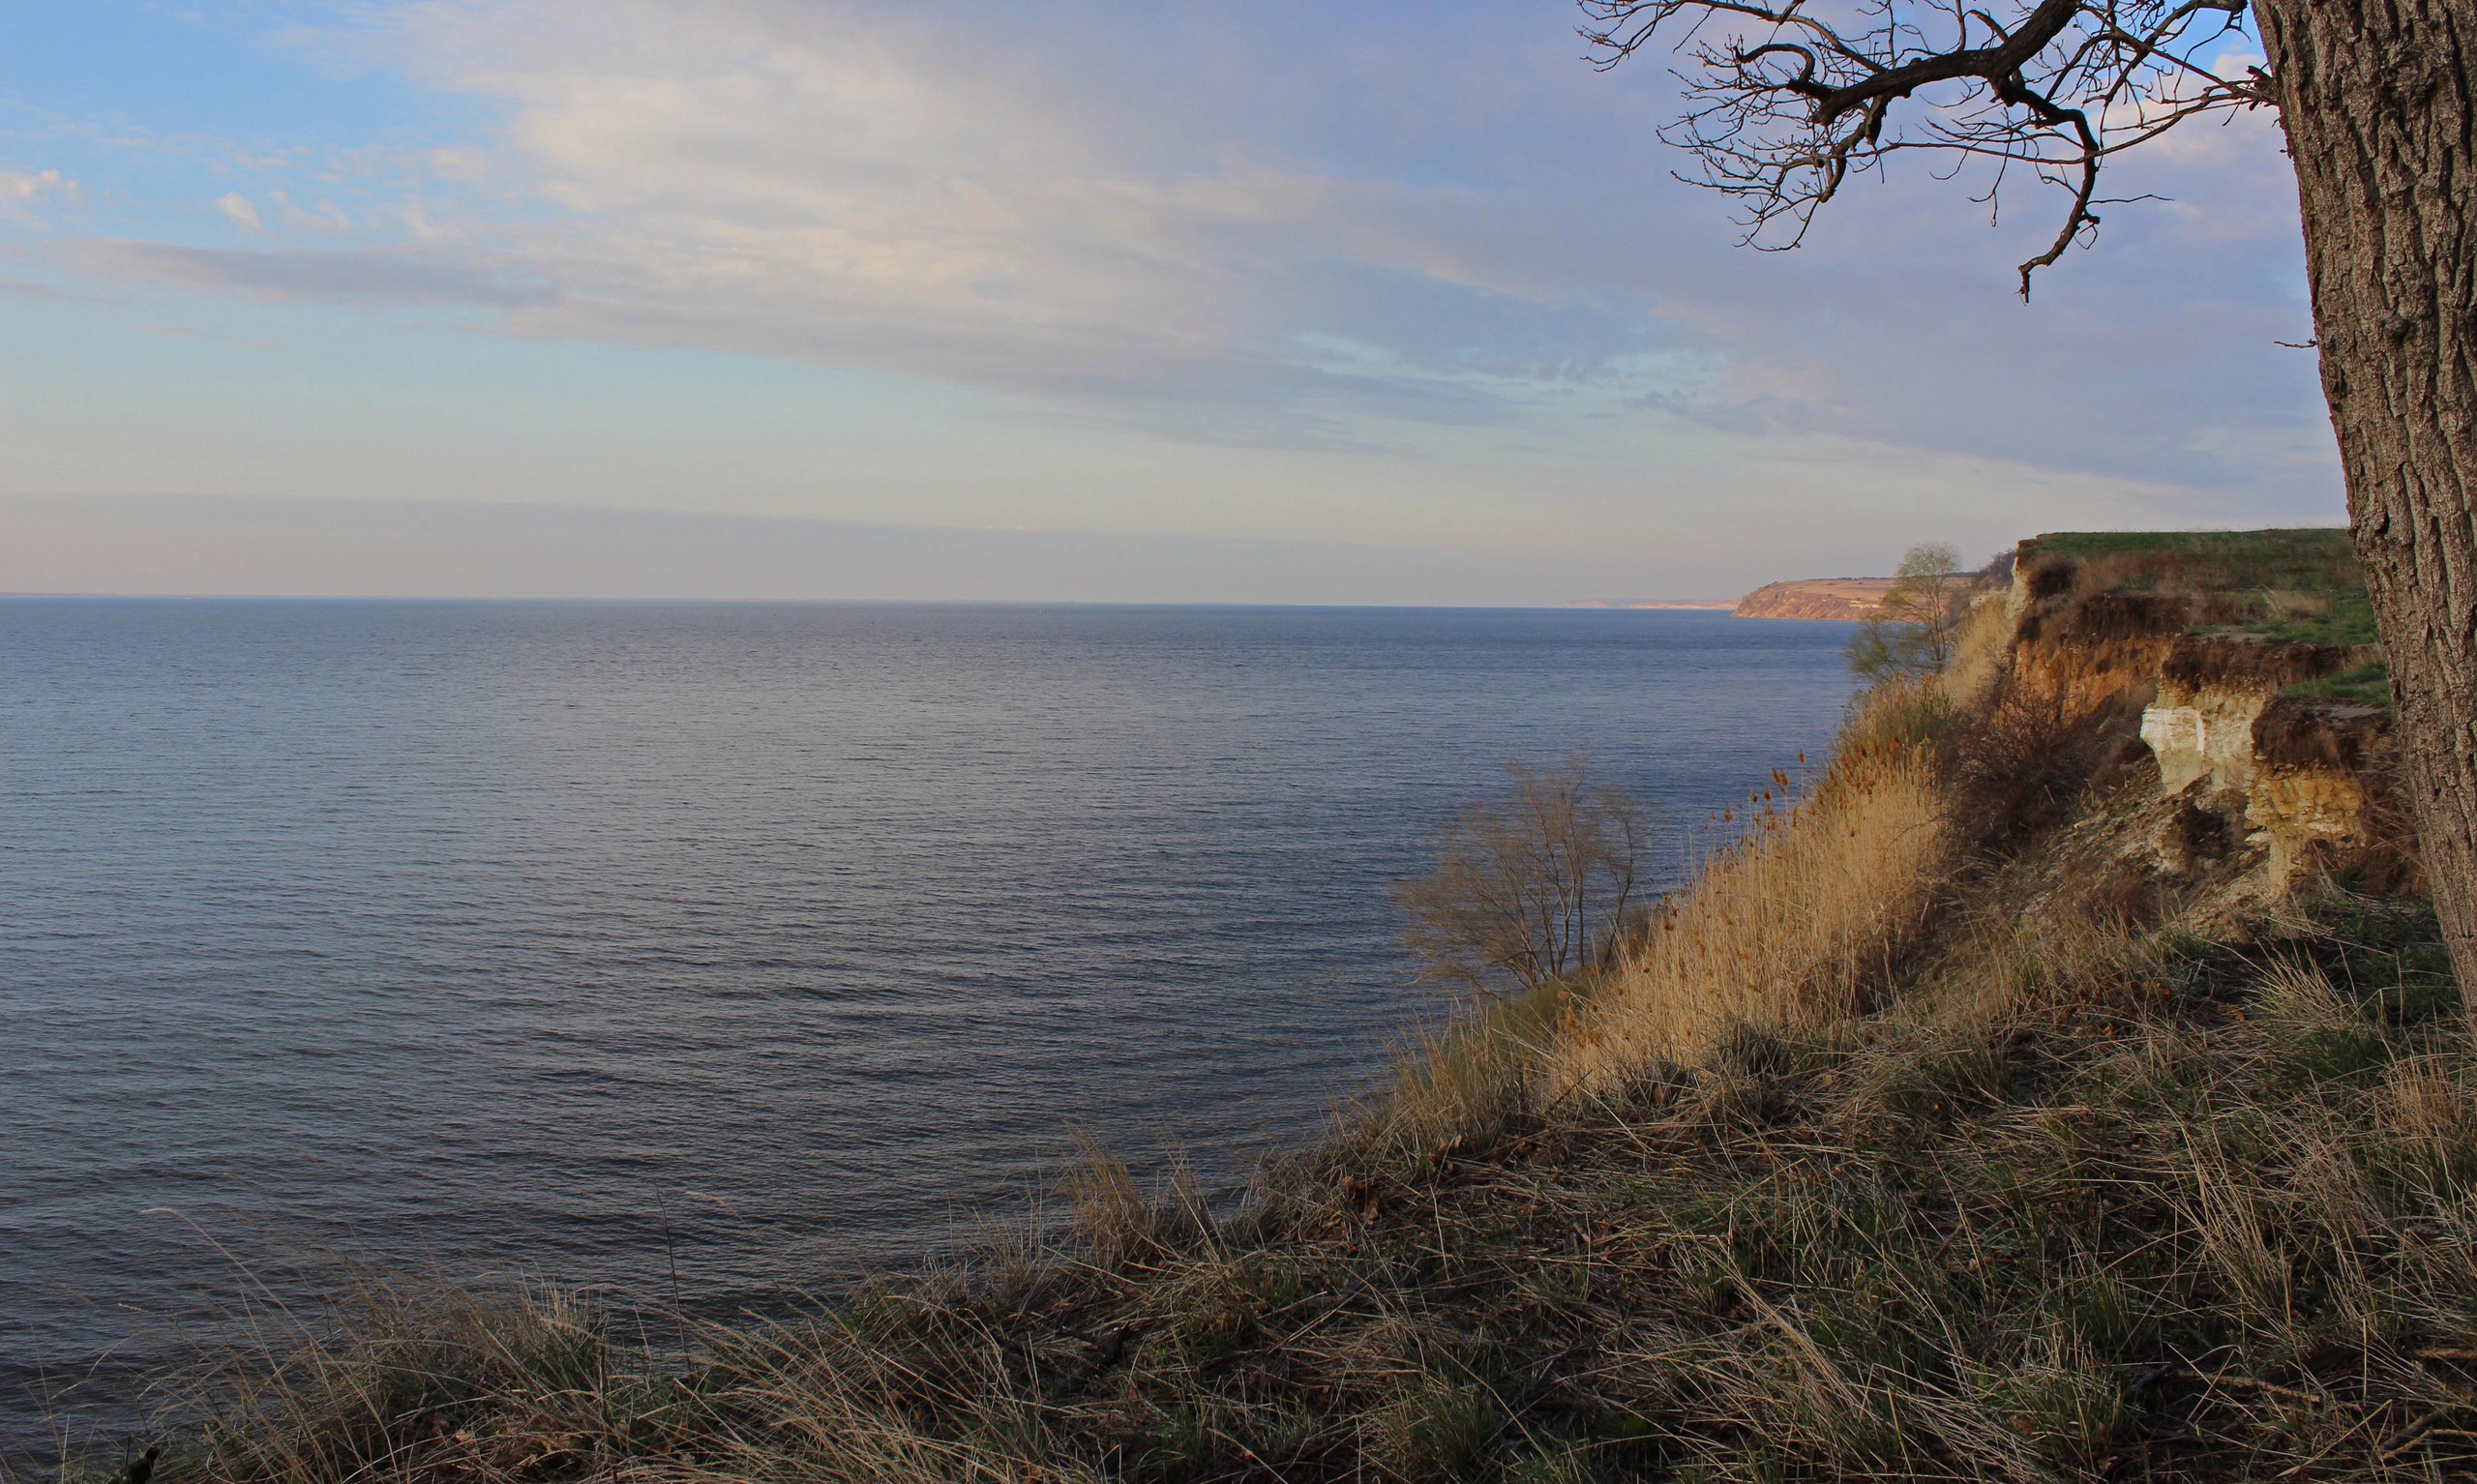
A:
<box><xmin>0</xmin><ymin>168</ymin><xmax>79</xmax><ymax>217</ymax></box>
<box><xmin>64</xmin><ymin>239</ymin><xmax>558</xmax><ymax>310</ymax></box>
<box><xmin>328</xmin><ymin>1</ymin><xmax>2324</xmax><ymax>490</ymax></box>
<box><xmin>26</xmin><ymin>0</ymin><xmax>2342</xmax><ymax>516</ymax></box>
<box><xmin>406</xmin><ymin>1</ymin><xmax>1650</xmax><ymax>422</ymax></box>
<box><xmin>214</xmin><ymin>193</ymin><xmax>264</xmax><ymax>232</ymax></box>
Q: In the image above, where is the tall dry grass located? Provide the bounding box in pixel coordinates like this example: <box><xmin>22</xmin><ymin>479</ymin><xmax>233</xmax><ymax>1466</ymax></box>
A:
<box><xmin>1935</xmin><ymin>592</ymin><xmax>2016</xmax><ymax>710</ymax></box>
<box><xmin>1548</xmin><ymin>683</ymin><xmax>1950</xmax><ymax>1095</ymax></box>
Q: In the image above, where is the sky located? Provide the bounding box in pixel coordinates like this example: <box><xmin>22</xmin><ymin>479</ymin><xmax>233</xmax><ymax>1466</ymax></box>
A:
<box><xmin>0</xmin><ymin>0</ymin><xmax>2338</xmax><ymax>603</ymax></box>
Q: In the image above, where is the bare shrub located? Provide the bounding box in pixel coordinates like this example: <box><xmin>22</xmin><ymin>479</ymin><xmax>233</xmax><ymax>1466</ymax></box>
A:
<box><xmin>1951</xmin><ymin>663</ymin><xmax>2135</xmax><ymax>846</ymax></box>
<box><xmin>1395</xmin><ymin>757</ymin><xmax>1648</xmax><ymax>998</ymax></box>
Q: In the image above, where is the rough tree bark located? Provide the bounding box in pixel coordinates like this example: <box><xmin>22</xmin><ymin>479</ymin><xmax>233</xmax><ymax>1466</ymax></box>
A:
<box><xmin>2255</xmin><ymin>0</ymin><xmax>2477</xmax><ymax>992</ymax></box>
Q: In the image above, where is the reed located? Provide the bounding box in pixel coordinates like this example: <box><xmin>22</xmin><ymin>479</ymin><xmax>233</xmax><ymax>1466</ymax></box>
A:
<box><xmin>1548</xmin><ymin>682</ymin><xmax>1950</xmax><ymax>1095</ymax></box>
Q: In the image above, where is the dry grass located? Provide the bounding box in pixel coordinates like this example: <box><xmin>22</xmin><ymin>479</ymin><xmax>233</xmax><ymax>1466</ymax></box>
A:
<box><xmin>1548</xmin><ymin>683</ymin><xmax>1950</xmax><ymax>1095</ymax></box>
<box><xmin>1936</xmin><ymin>595</ymin><xmax>2016</xmax><ymax>711</ymax></box>
<box><xmin>145</xmin><ymin>1273</ymin><xmax>637</xmax><ymax>1484</ymax></box>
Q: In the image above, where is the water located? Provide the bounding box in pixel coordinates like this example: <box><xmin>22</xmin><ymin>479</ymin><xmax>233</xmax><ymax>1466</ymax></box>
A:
<box><xmin>0</xmin><ymin>601</ymin><xmax>1855</xmax><ymax>1454</ymax></box>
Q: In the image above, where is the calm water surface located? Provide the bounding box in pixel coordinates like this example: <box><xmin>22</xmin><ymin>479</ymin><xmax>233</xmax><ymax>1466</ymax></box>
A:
<box><xmin>1</xmin><ymin>602</ymin><xmax>1855</xmax><ymax>1453</ymax></box>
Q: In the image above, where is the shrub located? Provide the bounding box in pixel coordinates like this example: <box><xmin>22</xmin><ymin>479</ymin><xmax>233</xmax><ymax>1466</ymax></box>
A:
<box><xmin>1395</xmin><ymin>757</ymin><xmax>1649</xmax><ymax>998</ymax></box>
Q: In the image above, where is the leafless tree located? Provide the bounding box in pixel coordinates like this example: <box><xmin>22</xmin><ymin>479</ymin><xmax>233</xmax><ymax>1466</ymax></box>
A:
<box><xmin>1581</xmin><ymin>0</ymin><xmax>2477</xmax><ymax>1000</ymax></box>
<box><xmin>1846</xmin><ymin>541</ymin><xmax>1972</xmax><ymax>680</ymax></box>
<box><xmin>1397</xmin><ymin>758</ymin><xmax>1651</xmax><ymax>997</ymax></box>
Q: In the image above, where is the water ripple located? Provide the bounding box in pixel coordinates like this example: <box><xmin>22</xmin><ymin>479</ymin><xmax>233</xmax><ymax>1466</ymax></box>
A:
<box><xmin>0</xmin><ymin>601</ymin><xmax>1853</xmax><ymax>1455</ymax></box>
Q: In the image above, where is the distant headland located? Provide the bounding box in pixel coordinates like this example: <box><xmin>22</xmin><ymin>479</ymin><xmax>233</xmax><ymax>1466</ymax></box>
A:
<box><xmin>1562</xmin><ymin>576</ymin><xmax>1895</xmax><ymax>619</ymax></box>
<box><xmin>1729</xmin><ymin>577</ymin><xmax>1898</xmax><ymax>620</ymax></box>
<box><xmin>1557</xmin><ymin>597</ymin><xmax>1739</xmax><ymax>610</ymax></box>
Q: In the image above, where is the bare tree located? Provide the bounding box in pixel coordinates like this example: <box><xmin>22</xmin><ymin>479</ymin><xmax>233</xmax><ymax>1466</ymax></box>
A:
<box><xmin>1397</xmin><ymin>758</ymin><xmax>1651</xmax><ymax>997</ymax></box>
<box><xmin>1581</xmin><ymin>0</ymin><xmax>2477</xmax><ymax>998</ymax></box>
<box><xmin>1845</xmin><ymin>541</ymin><xmax>1971</xmax><ymax>681</ymax></box>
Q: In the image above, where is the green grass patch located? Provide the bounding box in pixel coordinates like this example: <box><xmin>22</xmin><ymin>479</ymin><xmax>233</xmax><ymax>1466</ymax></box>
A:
<box><xmin>2022</xmin><ymin>527</ymin><xmax>2360</xmax><ymax>595</ymax></box>
<box><xmin>2284</xmin><ymin>658</ymin><xmax>2392</xmax><ymax>708</ymax></box>
<box><xmin>2024</xmin><ymin>527</ymin><xmax>2384</xmax><ymax>647</ymax></box>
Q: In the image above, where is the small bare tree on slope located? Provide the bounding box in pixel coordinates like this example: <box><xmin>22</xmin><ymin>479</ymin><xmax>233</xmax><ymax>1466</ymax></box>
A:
<box><xmin>1582</xmin><ymin>0</ymin><xmax>2477</xmax><ymax>1001</ymax></box>
<box><xmin>1398</xmin><ymin>758</ymin><xmax>1650</xmax><ymax>996</ymax></box>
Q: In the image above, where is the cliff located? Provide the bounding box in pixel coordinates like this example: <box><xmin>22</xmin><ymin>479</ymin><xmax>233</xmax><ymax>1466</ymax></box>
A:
<box><xmin>2004</xmin><ymin>528</ymin><xmax>2409</xmax><ymax>897</ymax></box>
<box><xmin>1731</xmin><ymin>576</ymin><xmax>1895</xmax><ymax>620</ymax></box>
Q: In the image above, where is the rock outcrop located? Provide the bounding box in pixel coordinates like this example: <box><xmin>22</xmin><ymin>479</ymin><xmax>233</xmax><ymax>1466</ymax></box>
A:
<box><xmin>2000</xmin><ymin>541</ymin><xmax>2409</xmax><ymax>895</ymax></box>
<box><xmin>2136</xmin><ymin>637</ymin><xmax>2392</xmax><ymax>885</ymax></box>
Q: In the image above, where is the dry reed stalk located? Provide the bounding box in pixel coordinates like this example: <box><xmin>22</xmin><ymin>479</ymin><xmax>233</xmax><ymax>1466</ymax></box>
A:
<box><xmin>1937</xmin><ymin>594</ymin><xmax>2017</xmax><ymax>711</ymax></box>
<box><xmin>1548</xmin><ymin>727</ymin><xmax>1947</xmax><ymax>1096</ymax></box>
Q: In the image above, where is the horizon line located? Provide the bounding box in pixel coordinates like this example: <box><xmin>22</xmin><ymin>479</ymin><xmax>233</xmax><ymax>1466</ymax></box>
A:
<box><xmin>0</xmin><ymin>591</ymin><xmax>1772</xmax><ymax>612</ymax></box>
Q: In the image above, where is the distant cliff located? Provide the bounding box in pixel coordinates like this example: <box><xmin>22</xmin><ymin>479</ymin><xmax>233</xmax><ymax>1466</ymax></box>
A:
<box><xmin>1732</xmin><ymin>577</ymin><xmax>1896</xmax><ymax>620</ymax></box>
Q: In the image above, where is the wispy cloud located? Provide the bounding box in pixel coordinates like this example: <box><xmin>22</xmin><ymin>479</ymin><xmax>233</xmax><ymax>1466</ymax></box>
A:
<box><xmin>9</xmin><ymin>0</ymin><xmax>2340</xmax><ymax>516</ymax></box>
<box><xmin>350</xmin><ymin>0</ymin><xmax>1692</xmax><ymax>433</ymax></box>
<box><xmin>64</xmin><ymin>238</ymin><xmax>557</xmax><ymax>309</ymax></box>
<box><xmin>0</xmin><ymin>166</ymin><xmax>80</xmax><ymax>216</ymax></box>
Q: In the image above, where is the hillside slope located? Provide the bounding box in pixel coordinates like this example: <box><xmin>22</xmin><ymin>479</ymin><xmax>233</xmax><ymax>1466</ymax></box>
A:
<box><xmin>104</xmin><ymin>532</ymin><xmax>2473</xmax><ymax>1484</ymax></box>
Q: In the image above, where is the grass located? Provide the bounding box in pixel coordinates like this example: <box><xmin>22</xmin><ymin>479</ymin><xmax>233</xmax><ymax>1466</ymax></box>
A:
<box><xmin>40</xmin><ymin>536</ymin><xmax>2458</xmax><ymax>1484</ymax></box>
<box><xmin>1548</xmin><ymin>682</ymin><xmax>1950</xmax><ymax>1096</ymax></box>
<box><xmin>2018</xmin><ymin>528</ymin><xmax>2381</xmax><ymax>649</ymax></box>
<box><xmin>2018</xmin><ymin>529</ymin><xmax>2361</xmax><ymax>600</ymax></box>
<box><xmin>2284</xmin><ymin>662</ymin><xmax>2395</xmax><ymax>711</ymax></box>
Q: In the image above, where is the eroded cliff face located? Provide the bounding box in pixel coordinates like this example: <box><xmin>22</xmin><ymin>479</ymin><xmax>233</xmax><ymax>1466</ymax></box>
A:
<box><xmin>2139</xmin><ymin>688</ymin><xmax>2268</xmax><ymax>796</ymax></box>
<box><xmin>2000</xmin><ymin>555</ymin><xmax>2410</xmax><ymax>899</ymax></box>
<box><xmin>2139</xmin><ymin>640</ymin><xmax>2388</xmax><ymax>885</ymax></box>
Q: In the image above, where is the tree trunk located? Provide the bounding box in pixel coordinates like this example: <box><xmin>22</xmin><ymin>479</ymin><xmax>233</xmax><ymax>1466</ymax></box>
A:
<box><xmin>2256</xmin><ymin>0</ymin><xmax>2477</xmax><ymax>998</ymax></box>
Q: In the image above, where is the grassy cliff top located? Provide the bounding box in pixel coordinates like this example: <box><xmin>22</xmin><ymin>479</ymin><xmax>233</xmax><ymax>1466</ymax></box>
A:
<box><xmin>2022</xmin><ymin>526</ymin><xmax>2379</xmax><ymax>652</ymax></box>
<box><xmin>2020</xmin><ymin>527</ymin><xmax>2358</xmax><ymax>590</ymax></box>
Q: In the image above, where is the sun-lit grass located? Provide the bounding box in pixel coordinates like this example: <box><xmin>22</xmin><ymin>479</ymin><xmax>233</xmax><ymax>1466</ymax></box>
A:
<box><xmin>1547</xmin><ymin>685</ymin><xmax>1949</xmax><ymax>1095</ymax></box>
<box><xmin>1935</xmin><ymin>593</ymin><xmax>2015</xmax><ymax>711</ymax></box>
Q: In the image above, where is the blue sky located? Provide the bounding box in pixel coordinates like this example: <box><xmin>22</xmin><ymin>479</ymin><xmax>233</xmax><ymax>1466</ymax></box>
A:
<box><xmin>0</xmin><ymin>0</ymin><xmax>2337</xmax><ymax>601</ymax></box>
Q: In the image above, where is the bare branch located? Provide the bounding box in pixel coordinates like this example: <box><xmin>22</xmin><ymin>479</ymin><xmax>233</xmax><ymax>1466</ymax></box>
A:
<box><xmin>1581</xmin><ymin>0</ymin><xmax>2269</xmax><ymax>291</ymax></box>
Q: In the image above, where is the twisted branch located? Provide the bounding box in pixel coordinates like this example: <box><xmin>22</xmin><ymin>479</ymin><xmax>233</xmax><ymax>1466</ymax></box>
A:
<box><xmin>1580</xmin><ymin>0</ymin><xmax>2270</xmax><ymax>296</ymax></box>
